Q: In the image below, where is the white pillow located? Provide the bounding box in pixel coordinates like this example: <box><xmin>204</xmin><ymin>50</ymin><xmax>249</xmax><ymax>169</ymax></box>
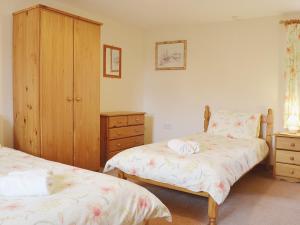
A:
<box><xmin>207</xmin><ymin>110</ymin><xmax>261</xmax><ymax>139</ymax></box>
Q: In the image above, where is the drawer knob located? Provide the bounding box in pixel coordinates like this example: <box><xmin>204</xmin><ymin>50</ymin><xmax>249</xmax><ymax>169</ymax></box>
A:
<box><xmin>290</xmin><ymin>156</ymin><xmax>295</xmax><ymax>161</ymax></box>
<box><xmin>117</xmin><ymin>121</ymin><xmax>122</xmax><ymax>124</ymax></box>
<box><xmin>290</xmin><ymin>143</ymin><xmax>296</xmax><ymax>147</ymax></box>
<box><xmin>290</xmin><ymin>170</ymin><xmax>295</xmax><ymax>175</ymax></box>
<box><xmin>117</xmin><ymin>133</ymin><xmax>121</xmax><ymax>136</ymax></box>
<box><xmin>135</xmin><ymin>118</ymin><xmax>140</xmax><ymax>121</ymax></box>
<box><xmin>117</xmin><ymin>143</ymin><xmax>121</xmax><ymax>147</ymax></box>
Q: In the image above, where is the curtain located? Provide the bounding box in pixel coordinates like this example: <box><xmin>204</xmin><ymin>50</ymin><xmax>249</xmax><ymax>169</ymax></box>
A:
<box><xmin>284</xmin><ymin>24</ymin><xmax>300</xmax><ymax>128</ymax></box>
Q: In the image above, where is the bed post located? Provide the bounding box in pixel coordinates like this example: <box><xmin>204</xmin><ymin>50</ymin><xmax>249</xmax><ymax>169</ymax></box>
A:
<box><xmin>117</xmin><ymin>169</ymin><xmax>126</xmax><ymax>180</ymax></box>
<box><xmin>204</xmin><ymin>105</ymin><xmax>211</xmax><ymax>132</ymax></box>
<box><xmin>266</xmin><ymin>108</ymin><xmax>273</xmax><ymax>150</ymax></box>
<box><xmin>208</xmin><ymin>196</ymin><xmax>218</xmax><ymax>225</ymax></box>
<box><xmin>265</xmin><ymin>108</ymin><xmax>274</xmax><ymax>166</ymax></box>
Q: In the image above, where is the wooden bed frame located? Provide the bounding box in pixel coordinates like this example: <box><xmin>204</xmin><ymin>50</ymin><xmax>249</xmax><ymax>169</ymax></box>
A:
<box><xmin>117</xmin><ymin>106</ymin><xmax>273</xmax><ymax>225</ymax></box>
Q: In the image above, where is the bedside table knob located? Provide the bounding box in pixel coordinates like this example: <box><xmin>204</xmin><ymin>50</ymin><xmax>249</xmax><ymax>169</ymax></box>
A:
<box><xmin>117</xmin><ymin>143</ymin><xmax>121</xmax><ymax>147</ymax></box>
<box><xmin>290</xmin><ymin>156</ymin><xmax>295</xmax><ymax>161</ymax></box>
<box><xmin>290</xmin><ymin>143</ymin><xmax>296</xmax><ymax>147</ymax></box>
<box><xmin>290</xmin><ymin>170</ymin><xmax>295</xmax><ymax>175</ymax></box>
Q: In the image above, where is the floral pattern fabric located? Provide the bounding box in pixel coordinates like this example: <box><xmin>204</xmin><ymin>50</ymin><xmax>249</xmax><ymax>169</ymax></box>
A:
<box><xmin>104</xmin><ymin>133</ymin><xmax>268</xmax><ymax>205</ymax></box>
<box><xmin>0</xmin><ymin>147</ymin><xmax>171</xmax><ymax>225</ymax></box>
<box><xmin>207</xmin><ymin>111</ymin><xmax>261</xmax><ymax>139</ymax></box>
<box><xmin>284</xmin><ymin>24</ymin><xmax>300</xmax><ymax>128</ymax></box>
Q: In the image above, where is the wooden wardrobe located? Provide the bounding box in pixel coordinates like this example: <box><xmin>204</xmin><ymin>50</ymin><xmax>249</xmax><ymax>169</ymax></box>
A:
<box><xmin>13</xmin><ymin>5</ymin><xmax>101</xmax><ymax>171</ymax></box>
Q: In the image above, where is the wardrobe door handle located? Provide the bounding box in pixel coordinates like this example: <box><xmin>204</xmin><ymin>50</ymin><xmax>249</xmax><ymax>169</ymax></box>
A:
<box><xmin>66</xmin><ymin>97</ymin><xmax>73</xmax><ymax>102</ymax></box>
<box><xmin>75</xmin><ymin>97</ymin><xmax>82</xmax><ymax>102</ymax></box>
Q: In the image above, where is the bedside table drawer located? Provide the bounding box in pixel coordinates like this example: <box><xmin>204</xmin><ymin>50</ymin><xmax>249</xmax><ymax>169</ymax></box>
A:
<box><xmin>276</xmin><ymin>137</ymin><xmax>300</xmax><ymax>151</ymax></box>
<box><xmin>107</xmin><ymin>150</ymin><xmax>122</xmax><ymax>160</ymax></box>
<box><xmin>108</xmin><ymin>135</ymin><xmax>144</xmax><ymax>152</ymax></box>
<box><xmin>109</xmin><ymin>125</ymin><xmax>144</xmax><ymax>140</ymax></box>
<box><xmin>108</xmin><ymin>116</ymin><xmax>127</xmax><ymax>128</ymax></box>
<box><xmin>276</xmin><ymin>150</ymin><xmax>300</xmax><ymax>165</ymax></box>
<box><xmin>128</xmin><ymin>114</ymin><xmax>144</xmax><ymax>125</ymax></box>
<box><xmin>276</xmin><ymin>163</ymin><xmax>300</xmax><ymax>179</ymax></box>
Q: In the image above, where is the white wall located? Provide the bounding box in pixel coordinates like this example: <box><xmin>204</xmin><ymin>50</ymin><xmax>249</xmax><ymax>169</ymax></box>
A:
<box><xmin>143</xmin><ymin>17</ymin><xmax>285</xmax><ymax>144</ymax></box>
<box><xmin>0</xmin><ymin>0</ymin><xmax>145</xmax><ymax>146</ymax></box>
<box><xmin>0</xmin><ymin>0</ymin><xmax>296</xmax><ymax>161</ymax></box>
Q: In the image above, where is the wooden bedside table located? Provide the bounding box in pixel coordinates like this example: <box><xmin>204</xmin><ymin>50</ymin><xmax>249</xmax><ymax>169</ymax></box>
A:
<box><xmin>100</xmin><ymin>112</ymin><xmax>145</xmax><ymax>167</ymax></box>
<box><xmin>274</xmin><ymin>132</ymin><xmax>300</xmax><ymax>182</ymax></box>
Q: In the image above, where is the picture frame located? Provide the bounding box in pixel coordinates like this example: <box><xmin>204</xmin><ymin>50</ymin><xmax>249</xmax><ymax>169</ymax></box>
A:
<box><xmin>103</xmin><ymin>44</ymin><xmax>122</xmax><ymax>78</ymax></box>
<box><xmin>155</xmin><ymin>40</ymin><xmax>187</xmax><ymax>70</ymax></box>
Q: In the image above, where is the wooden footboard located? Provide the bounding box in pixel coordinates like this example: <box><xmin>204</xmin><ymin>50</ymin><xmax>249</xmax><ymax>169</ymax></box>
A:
<box><xmin>116</xmin><ymin>169</ymin><xmax>218</xmax><ymax>225</ymax></box>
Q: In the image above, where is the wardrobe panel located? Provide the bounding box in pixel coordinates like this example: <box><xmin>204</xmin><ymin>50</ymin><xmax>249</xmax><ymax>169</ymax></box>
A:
<box><xmin>13</xmin><ymin>8</ymin><xmax>40</xmax><ymax>156</ymax></box>
<box><xmin>40</xmin><ymin>9</ymin><xmax>74</xmax><ymax>165</ymax></box>
<box><xmin>74</xmin><ymin>19</ymin><xmax>100</xmax><ymax>170</ymax></box>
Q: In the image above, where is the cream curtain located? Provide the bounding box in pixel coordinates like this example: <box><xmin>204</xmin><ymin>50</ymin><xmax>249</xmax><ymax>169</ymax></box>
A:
<box><xmin>284</xmin><ymin>24</ymin><xmax>300</xmax><ymax>128</ymax></box>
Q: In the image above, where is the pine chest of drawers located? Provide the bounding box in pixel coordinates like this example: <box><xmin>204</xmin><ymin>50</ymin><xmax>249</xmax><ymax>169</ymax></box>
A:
<box><xmin>100</xmin><ymin>112</ymin><xmax>145</xmax><ymax>167</ymax></box>
<box><xmin>274</xmin><ymin>133</ymin><xmax>300</xmax><ymax>182</ymax></box>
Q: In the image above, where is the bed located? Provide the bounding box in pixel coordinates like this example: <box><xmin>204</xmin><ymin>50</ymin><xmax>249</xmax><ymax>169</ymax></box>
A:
<box><xmin>0</xmin><ymin>147</ymin><xmax>171</xmax><ymax>225</ymax></box>
<box><xmin>104</xmin><ymin>106</ymin><xmax>273</xmax><ymax>225</ymax></box>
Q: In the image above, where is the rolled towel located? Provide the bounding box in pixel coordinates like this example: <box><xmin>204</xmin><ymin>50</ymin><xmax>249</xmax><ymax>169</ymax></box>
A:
<box><xmin>0</xmin><ymin>169</ymin><xmax>52</xmax><ymax>197</ymax></box>
<box><xmin>167</xmin><ymin>139</ymin><xmax>200</xmax><ymax>155</ymax></box>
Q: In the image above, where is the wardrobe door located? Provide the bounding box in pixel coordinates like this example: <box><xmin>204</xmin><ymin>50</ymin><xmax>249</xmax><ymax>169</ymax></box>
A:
<box><xmin>74</xmin><ymin>19</ymin><xmax>100</xmax><ymax>170</ymax></box>
<box><xmin>40</xmin><ymin>10</ymin><xmax>74</xmax><ymax>165</ymax></box>
<box><xmin>13</xmin><ymin>8</ymin><xmax>40</xmax><ymax>156</ymax></box>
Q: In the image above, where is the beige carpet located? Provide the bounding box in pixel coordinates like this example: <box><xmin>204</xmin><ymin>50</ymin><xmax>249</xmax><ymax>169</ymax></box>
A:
<box><xmin>127</xmin><ymin>167</ymin><xmax>300</xmax><ymax>225</ymax></box>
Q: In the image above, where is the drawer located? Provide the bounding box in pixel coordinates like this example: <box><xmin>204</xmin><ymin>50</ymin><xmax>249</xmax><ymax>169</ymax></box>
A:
<box><xmin>108</xmin><ymin>135</ymin><xmax>144</xmax><ymax>152</ymax></box>
<box><xmin>276</xmin><ymin>150</ymin><xmax>300</xmax><ymax>165</ymax></box>
<box><xmin>276</xmin><ymin>163</ymin><xmax>300</xmax><ymax>179</ymax></box>
<box><xmin>276</xmin><ymin>137</ymin><xmax>300</xmax><ymax>151</ymax></box>
<box><xmin>128</xmin><ymin>114</ymin><xmax>144</xmax><ymax>125</ymax></box>
<box><xmin>108</xmin><ymin>125</ymin><xmax>144</xmax><ymax>140</ymax></box>
<box><xmin>108</xmin><ymin>116</ymin><xmax>127</xmax><ymax>128</ymax></box>
<box><xmin>107</xmin><ymin>150</ymin><xmax>122</xmax><ymax>160</ymax></box>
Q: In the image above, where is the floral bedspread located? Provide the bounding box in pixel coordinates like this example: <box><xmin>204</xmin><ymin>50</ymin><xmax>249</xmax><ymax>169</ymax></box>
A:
<box><xmin>0</xmin><ymin>147</ymin><xmax>171</xmax><ymax>225</ymax></box>
<box><xmin>104</xmin><ymin>133</ymin><xmax>269</xmax><ymax>205</ymax></box>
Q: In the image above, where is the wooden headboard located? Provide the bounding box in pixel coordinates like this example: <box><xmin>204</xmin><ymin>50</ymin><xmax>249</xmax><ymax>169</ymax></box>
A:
<box><xmin>203</xmin><ymin>105</ymin><xmax>273</xmax><ymax>149</ymax></box>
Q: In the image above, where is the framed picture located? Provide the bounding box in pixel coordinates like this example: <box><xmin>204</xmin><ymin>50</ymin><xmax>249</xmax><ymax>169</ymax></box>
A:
<box><xmin>103</xmin><ymin>44</ymin><xmax>122</xmax><ymax>78</ymax></box>
<box><xmin>155</xmin><ymin>40</ymin><xmax>187</xmax><ymax>70</ymax></box>
<box><xmin>111</xmin><ymin>49</ymin><xmax>120</xmax><ymax>72</ymax></box>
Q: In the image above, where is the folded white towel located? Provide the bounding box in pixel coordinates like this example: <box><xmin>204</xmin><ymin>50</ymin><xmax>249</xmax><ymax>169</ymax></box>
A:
<box><xmin>167</xmin><ymin>139</ymin><xmax>200</xmax><ymax>155</ymax></box>
<box><xmin>0</xmin><ymin>169</ymin><xmax>52</xmax><ymax>197</ymax></box>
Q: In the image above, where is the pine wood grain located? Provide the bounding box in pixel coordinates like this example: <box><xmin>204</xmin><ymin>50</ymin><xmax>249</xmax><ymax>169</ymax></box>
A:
<box><xmin>73</xmin><ymin>19</ymin><xmax>101</xmax><ymax>171</ymax></box>
<box><xmin>13</xmin><ymin>5</ymin><xmax>101</xmax><ymax>171</ymax></box>
<box><xmin>100</xmin><ymin>112</ymin><xmax>145</xmax><ymax>166</ymax></box>
<box><xmin>40</xmin><ymin>9</ymin><xmax>74</xmax><ymax>165</ymax></box>
<box><xmin>13</xmin><ymin>8</ymin><xmax>40</xmax><ymax>156</ymax></box>
<box><xmin>108</xmin><ymin>125</ymin><xmax>144</xmax><ymax>140</ymax></box>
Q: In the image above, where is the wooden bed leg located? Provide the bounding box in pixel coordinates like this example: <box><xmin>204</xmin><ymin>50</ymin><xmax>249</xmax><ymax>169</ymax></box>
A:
<box><xmin>117</xmin><ymin>169</ymin><xmax>126</xmax><ymax>180</ymax></box>
<box><xmin>208</xmin><ymin>196</ymin><xmax>218</xmax><ymax>225</ymax></box>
